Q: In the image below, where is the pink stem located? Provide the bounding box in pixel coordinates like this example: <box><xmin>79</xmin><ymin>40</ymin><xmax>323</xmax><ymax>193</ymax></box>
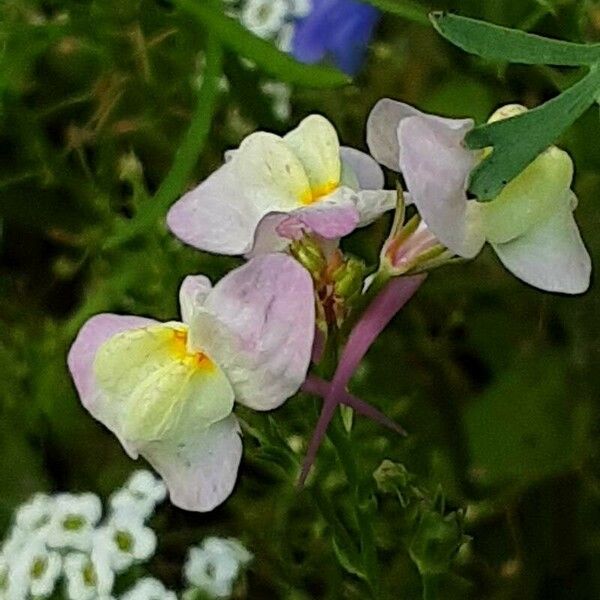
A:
<box><xmin>299</xmin><ymin>275</ymin><xmax>426</xmax><ymax>484</ymax></box>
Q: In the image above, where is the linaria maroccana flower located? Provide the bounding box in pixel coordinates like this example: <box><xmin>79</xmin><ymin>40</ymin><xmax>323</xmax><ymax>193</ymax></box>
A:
<box><xmin>367</xmin><ymin>99</ymin><xmax>592</xmax><ymax>294</ymax></box>
<box><xmin>292</xmin><ymin>0</ymin><xmax>380</xmax><ymax>75</ymax></box>
<box><xmin>68</xmin><ymin>254</ymin><xmax>315</xmax><ymax>512</ymax></box>
<box><xmin>167</xmin><ymin>115</ymin><xmax>395</xmax><ymax>257</ymax></box>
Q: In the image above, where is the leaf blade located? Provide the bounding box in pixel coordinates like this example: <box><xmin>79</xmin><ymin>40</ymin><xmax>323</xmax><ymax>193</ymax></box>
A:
<box><xmin>431</xmin><ymin>12</ymin><xmax>600</xmax><ymax>66</ymax></box>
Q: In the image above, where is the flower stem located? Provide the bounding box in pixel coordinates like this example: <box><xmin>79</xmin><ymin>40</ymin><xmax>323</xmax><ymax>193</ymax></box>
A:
<box><xmin>422</xmin><ymin>574</ymin><xmax>441</xmax><ymax>600</ymax></box>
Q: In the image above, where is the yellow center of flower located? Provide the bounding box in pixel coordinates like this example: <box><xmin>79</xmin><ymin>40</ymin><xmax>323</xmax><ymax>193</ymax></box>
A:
<box><xmin>170</xmin><ymin>329</ymin><xmax>214</xmax><ymax>372</ymax></box>
<box><xmin>300</xmin><ymin>180</ymin><xmax>339</xmax><ymax>205</ymax></box>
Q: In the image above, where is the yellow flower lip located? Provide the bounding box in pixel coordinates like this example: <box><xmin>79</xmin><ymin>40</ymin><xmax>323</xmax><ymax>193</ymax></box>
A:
<box><xmin>300</xmin><ymin>180</ymin><xmax>339</xmax><ymax>205</ymax></box>
<box><xmin>170</xmin><ymin>329</ymin><xmax>214</xmax><ymax>372</ymax></box>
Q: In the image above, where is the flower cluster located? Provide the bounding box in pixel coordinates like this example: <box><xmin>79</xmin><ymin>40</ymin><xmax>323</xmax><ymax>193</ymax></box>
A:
<box><xmin>0</xmin><ymin>470</ymin><xmax>170</xmax><ymax>599</ymax></box>
<box><xmin>69</xmin><ymin>90</ymin><xmax>593</xmax><ymax>515</ymax></box>
<box><xmin>226</xmin><ymin>0</ymin><xmax>379</xmax><ymax>75</ymax></box>
<box><xmin>0</xmin><ymin>471</ymin><xmax>253</xmax><ymax>600</ymax></box>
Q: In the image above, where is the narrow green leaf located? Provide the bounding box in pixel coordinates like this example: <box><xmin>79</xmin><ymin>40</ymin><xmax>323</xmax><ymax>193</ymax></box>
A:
<box><xmin>466</xmin><ymin>66</ymin><xmax>600</xmax><ymax>200</ymax></box>
<box><xmin>430</xmin><ymin>12</ymin><xmax>600</xmax><ymax>66</ymax></box>
<box><xmin>363</xmin><ymin>0</ymin><xmax>430</xmax><ymax>26</ymax></box>
<box><xmin>175</xmin><ymin>0</ymin><xmax>350</xmax><ymax>88</ymax></box>
<box><xmin>104</xmin><ymin>34</ymin><xmax>224</xmax><ymax>249</ymax></box>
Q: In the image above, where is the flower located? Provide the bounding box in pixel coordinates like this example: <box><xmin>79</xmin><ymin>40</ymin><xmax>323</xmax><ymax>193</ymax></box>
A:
<box><xmin>109</xmin><ymin>470</ymin><xmax>167</xmax><ymax>521</ymax></box>
<box><xmin>184</xmin><ymin>537</ymin><xmax>252</xmax><ymax>599</ymax></box>
<box><xmin>46</xmin><ymin>493</ymin><xmax>102</xmax><ymax>552</ymax></box>
<box><xmin>9</xmin><ymin>538</ymin><xmax>62</xmax><ymax>599</ymax></box>
<box><xmin>68</xmin><ymin>254</ymin><xmax>315</xmax><ymax>512</ymax></box>
<box><xmin>291</xmin><ymin>0</ymin><xmax>380</xmax><ymax>75</ymax></box>
<box><xmin>167</xmin><ymin>115</ymin><xmax>395</xmax><ymax>258</ymax></box>
<box><xmin>121</xmin><ymin>577</ymin><xmax>176</xmax><ymax>600</ymax></box>
<box><xmin>367</xmin><ymin>99</ymin><xmax>592</xmax><ymax>294</ymax></box>
<box><xmin>94</xmin><ymin>514</ymin><xmax>157</xmax><ymax>573</ymax></box>
<box><xmin>241</xmin><ymin>0</ymin><xmax>289</xmax><ymax>39</ymax></box>
<box><xmin>63</xmin><ymin>551</ymin><xmax>114</xmax><ymax>600</ymax></box>
<box><xmin>13</xmin><ymin>493</ymin><xmax>54</xmax><ymax>540</ymax></box>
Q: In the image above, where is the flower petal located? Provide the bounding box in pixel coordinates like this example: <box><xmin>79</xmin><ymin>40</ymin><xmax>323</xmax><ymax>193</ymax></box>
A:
<box><xmin>491</xmin><ymin>201</ymin><xmax>591</xmax><ymax>294</ymax></box>
<box><xmin>142</xmin><ymin>414</ymin><xmax>242</xmax><ymax>512</ymax></box>
<box><xmin>355</xmin><ymin>190</ymin><xmax>397</xmax><ymax>226</ymax></box>
<box><xmin>398</xmin><ymin>115</ymin><xmax>485</xmax><ymax>258</ymax></box>
<box><xmin>481</xmin><ymin>146</ymin><xmax>574</xmax><ymax>244</ymax></box>
<box><xmin>167</xmin><ymin>163</ymin><xmax>263</xmax><ymax>255</ymax></box>
<box><xmin>340</xmin><ymin>146</ymin><xmax>385</xmax><ymax>190</ymax></box>
<box><xmin>283</xmin><ymin>115</ymin><xmax>341</xmax><ymax>195</ymax></box>
<box><xmin>93</xmin><ymin>323</ymin><xmax>235</xmax><ymax>443</ymax></box>
<box><xmin>367</xmin><ymin>98</ymin><xmax>423</xmax><ymax>170</ymax></box>
<box><xmin>68</xmin><ymin>314</ymin><xmax>157</xmax><ymax>456</ymax></box>
<box><xmin>179</xmin><ymin>275</ymin><xmax>213</xmax><ymax>325</ymax></box>
<box><xmin>189</xmin><ymin>254</ymin><xmax>315</xmax><ymax>411</ymax></box>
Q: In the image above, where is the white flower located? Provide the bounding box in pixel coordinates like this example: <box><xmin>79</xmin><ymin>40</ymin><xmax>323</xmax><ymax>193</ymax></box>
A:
<box><xmin>275</xmin><ymin>22</ymin><xmax>295</xmax><ymax>53</ymax></box>
<box><xmin>14</xmin><ymin>493</ymin><xmax>54</xmax><ymax>539</ymax></box>
<box><xmin>109</xmin><ymin>470</ymin><xmax>166</xmax><ymax>521</ymax></box>
<box><xmin>47</xmin><ymin>493</ymin><xmax>102</xmax><ymax>552</ymax></box>
<box><xmin>287</xmin><ymin>0</ymin><xmax>312</xmax><ymax>18</ymax></box>
<box><xmin>184</xmin><ymin>537</ymin><xmax>252</xmax><ymax>599</ymax></box>
<box><xmin>10</xmin><ymin>538</ymin><xmax>62</xmax><ymax>599</ymax></box>
<box><xmin>93</xmin><ymin>514</ymin><xmax>156</xmax><ymax>573</ymax></box>
<box><xmin>241</xmin><ymin>0</ymin><xmax>289</xmax><ymax>39</ymax></box>
<box><xmin>261</xmin><ymin>81</ymin><xmax>292</xmax><ymax>121</ymax></box>
<box><xmin>63</xmin><ymin>551</ymin><xmax>114</xmax><ymax>600</ymax></box>
<box><xmin>121</xmin><ymin>577</ymin><xmax>176</xmax><ymax>600</ymax></box>
<box><xmin>0</xmin><ymin>554</ymin><xmax>12</xmax><ymax>597</ymax></box>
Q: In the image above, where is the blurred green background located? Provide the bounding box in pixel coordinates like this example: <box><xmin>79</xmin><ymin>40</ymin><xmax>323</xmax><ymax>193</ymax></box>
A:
<box><xmin>2</xmin><ymin>0</ymin><xmax>600</xmax><ymax>598</ymax></box>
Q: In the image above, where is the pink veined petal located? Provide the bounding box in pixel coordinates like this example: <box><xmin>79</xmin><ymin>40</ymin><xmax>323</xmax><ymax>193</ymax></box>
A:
<box><xmin>191</xmin><ymin>254</ymin><xmax>316</xmax><ymax>411</ymax></box>
<box><xmin>179</xmin><ymin>275</ymin><xmax>213</xmax><ymax>325</ymax></box>
<box><xmin>67</xmin><ymin>314</ymin><xmax>157</xmax><ymax>458</ymax></box>
<box><xmin>167</xmin><ymin>163</ymin><xmax>264</xmax><ymax>256</ymax></box>
<box><xmin>247</xmin><ymin>197</ymin><xmax>360</xmax><ymax>257</ymax></box>
<box><xmin>398</xmin><ymin>115</ymin><xmax>484</xmax><ymax>259</ymax></box>
<box><xmin>340</xmin><ymin>146</ymin><xmax>385</xmax><ymax>190</ymax></box>
<box><xmin>299</xmin><ymin>275</ymin><xmax>426</xmax><ymax>484</ymax></box>
<box><xmin>143</xmin><ymin>414</ymin><xmax>242</xmax><ymax>512</ymax></box>
<box><xmin>491</xmin><ymin>204</ymin><xmax>591</xmax><ymax>294</ymax></box>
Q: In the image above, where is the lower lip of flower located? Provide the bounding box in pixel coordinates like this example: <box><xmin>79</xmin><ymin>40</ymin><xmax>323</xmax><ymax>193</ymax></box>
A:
<box><xmin>170</xmin><ymin>329</ymin><xmax>214</xmax><ymax>372</ymax></box>
<box><xmin>301</xmin><ymin>180</ymin><xmax>339</xmax><ymax>205</ymax></box>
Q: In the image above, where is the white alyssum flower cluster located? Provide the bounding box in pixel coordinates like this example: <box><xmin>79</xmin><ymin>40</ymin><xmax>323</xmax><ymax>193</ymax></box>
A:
<box><xmin>0</xmin><ymin>470</ymin><xmax>171</xmax><ymax>600</ymax></box>
<box><xmin>183</xmin><ymin>537</ymin><xmax>253</xmax><ymax>599</ymax></box>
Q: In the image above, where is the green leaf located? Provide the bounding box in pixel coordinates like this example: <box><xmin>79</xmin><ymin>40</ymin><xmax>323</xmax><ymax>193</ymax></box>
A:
<box><xmin>466</xmin><ymin>66</ymin><xmax>600</xmax><ymax>200</ymax></box>
<box><xmin>363</xmin><ymin>0</ymin><xmax>430</xmax><ymax>26</ymax></box>
<box><xmin>175</xmin><ymin>0</ymin><xmax>350</xmax><ymax>88</ymax></box>
<box><xmin>430</xmin><ymin>12</ymin><xmax>600</xmax><ymax>66</ymax></box>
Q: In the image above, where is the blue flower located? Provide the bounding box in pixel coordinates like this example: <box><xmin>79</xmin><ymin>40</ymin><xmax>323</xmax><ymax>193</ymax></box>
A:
<box><xmin>291</xmin><ymin>0</ymin><xmax>380</xmax><ymax>75</ymax></box>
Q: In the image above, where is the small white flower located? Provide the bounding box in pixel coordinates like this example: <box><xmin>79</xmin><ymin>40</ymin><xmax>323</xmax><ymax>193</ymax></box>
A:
<box><xmin>10</xmin><ymin>538</ymin><xmax>62</xmax><ymax>599</ymax></box>
<box><xmin>14</xmin><ymin>493</ymin><xmax>54</xmax><ymax>539</ymax></box>
<box><xmin>47</xmin><ymin>493</ymin><xmax>102</xmax><ymax>552</ymax></box>
<box><xmin>121</xmin><ymin>577</ymin><xmax>176</xmax><ymax>600</ymax></box>
<box><xmin>287</xmin><ymin>0</ymin><xmax>312</xmax><ymax>18</ymax></box>
<box><xmin>275</xmin><ymin>22</ymin><xmax>295</xmax><ymax>53</ymax></box>
<box><xmin>261</xmin><ymin>81</ymin><xmax>292</xmax><ymax>121</ymax></box>
<box><xmin>63</xmin><ymin>551</ymin><xmax>114</xmax><ymax>600</ymax></box>
<box><xmin>109</xmin><ymin>470</ymin><xmax>166</xmax><ymax>521</ymax></box>
<box><xmin>241</xmin><ymin>0</ymin><xmax>289</xmax><ymax>39</ymax></box>
<box><xmin>94</xmin><ymin>514</ymin><xmax>156</xmax><ymax>573</ymax></box>
<box><xmin>0</xmin><ymin>554</ymin><xmax>11</xmax><ymax>596</ymax></box>
<box><xmin>184</xmin><ymin>537</ymin><xmax>252</xmax><ymax>599</ymax></box>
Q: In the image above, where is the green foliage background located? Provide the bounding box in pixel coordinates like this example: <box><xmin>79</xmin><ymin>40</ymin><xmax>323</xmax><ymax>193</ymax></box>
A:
<box><xmin>1</xmin><ymin>0</ymin><xmax>600</xmax><ymax>598</ymax></box>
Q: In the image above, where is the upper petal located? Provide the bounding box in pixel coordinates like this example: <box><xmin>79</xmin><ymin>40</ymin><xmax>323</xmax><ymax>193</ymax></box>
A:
<box><xmin>491</xmin><ymin>200</ymin><xmax>591</xmax><ymax>294</ymax></box>
<box><xmin>142</xmin><ymin>414</ymin><xmax>242</xmax><ymax>512</ymax></box>
<box><xmin>167</xmin><ymin>163</ymin><xmax>264</xmax><ymax>256</ymax></box>
<box><xmin>355</xmin><ymin>190</ymin><xmax>397</xmax><ymax>226</ymax></box>
<box><xmin>340</xmin><ymin>146</ymin><xmax>385</xmax><ymax>190</ymax></box>
<box><xmin>179</xmin><ymin>275</ymin><xmax>213</xmax><ymax>325</ymax></box>
<box><xmin>398</xmin><ymin>115</ymin><xmax>485</xmax><ymax>258</ymax></box>
<box><xmin>189</xmin><ymin>254</ymin><xmax>315</xmax><ymax>411</ymax></box>
<box><xmin>283</xmin><ymin>115</ymin><xmax>341</xmax><ymax>197</ymax></box>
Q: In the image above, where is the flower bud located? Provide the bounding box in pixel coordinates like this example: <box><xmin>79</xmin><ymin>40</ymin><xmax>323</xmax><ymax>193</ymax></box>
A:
<box><xmin>289</xmin><ymin>236</ymin><xmax>327</xmax><ymax>278</ymax></box>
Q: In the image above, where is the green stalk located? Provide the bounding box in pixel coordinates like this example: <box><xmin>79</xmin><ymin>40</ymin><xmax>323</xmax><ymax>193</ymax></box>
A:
<box><xmin>104</xmin><ymin>33</ymin><xmax>224</xmax><ymax>249</ymax></box>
